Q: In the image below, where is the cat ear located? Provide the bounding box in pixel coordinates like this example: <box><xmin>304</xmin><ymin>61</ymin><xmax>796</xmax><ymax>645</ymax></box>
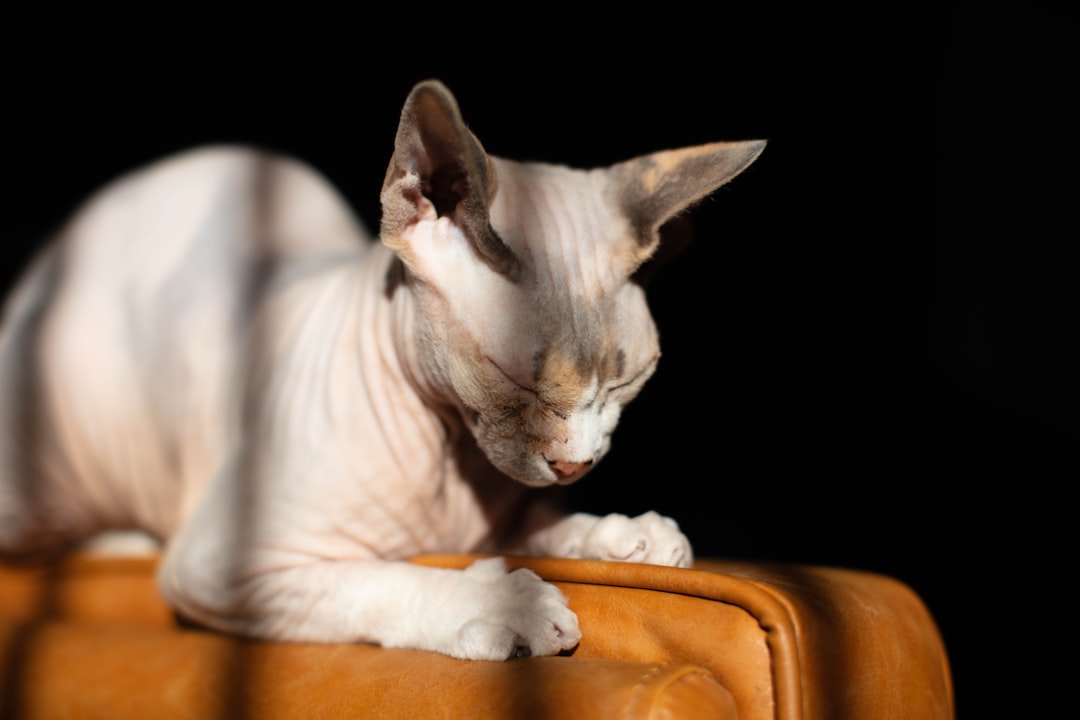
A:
<box><xmin>379</xmin><ymin>79</ymin><xmax>522</xmax><ymax>280</ymax></box>
<box><xmin>612</xmin><ymin>140</ymin><xmax>767</xmax><ymax>275</ymax></box>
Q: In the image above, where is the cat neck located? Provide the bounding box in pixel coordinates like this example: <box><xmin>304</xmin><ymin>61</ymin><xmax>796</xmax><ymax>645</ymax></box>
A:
<box><xmin>370</xmin><ymin>243</ymin><xmax>461</xmax><ymax>419</ymax></box>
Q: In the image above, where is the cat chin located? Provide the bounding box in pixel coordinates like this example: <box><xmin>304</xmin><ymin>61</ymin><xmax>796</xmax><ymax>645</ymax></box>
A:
<box><xmin>503</xmin><ymin>468</ymin><xmax>562</xmax><ymax>489</ymax></box>
<box><xmin>482</xmin><ymin>454</ymin><xmax>566</xmax><ymax>488</ymax></box>
<box><xmin>515</xmin><ymin>478</ymin><xmax>561</xmax><ymax>489</ymax></box>
<box><xmin>517</xmin><ymin>476</ymin><xmax>580</xmax><ymax>489</ymax></box>
<box><xmin>471</xmin><ymin>431</ymin><xmax>585</xmax><ymax>488</ymax></box>
<box><xmin>506</xmin><ymin>462</ymin><xmax>591</xmax><ymax>489</ymax></box>
<box><xmin>474</xmin><ymin>428</ymin><xmax>607</xmax><ymax>489</ymax></box>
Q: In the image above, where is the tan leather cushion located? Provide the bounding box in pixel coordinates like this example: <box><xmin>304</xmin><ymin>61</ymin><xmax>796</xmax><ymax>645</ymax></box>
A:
<box><xmin>0</xmin><ymin>554</ymin><xmax>953</xmax><ymax>719</ymax></box>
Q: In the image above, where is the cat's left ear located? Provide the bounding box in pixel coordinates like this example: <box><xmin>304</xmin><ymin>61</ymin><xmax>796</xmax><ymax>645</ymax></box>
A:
<box><xmin>612</xmin><ymin>140</ymin><xmax>766</xmax><ymax>277</ymax></box>
<box><xmin>379</xmin><ymin>79</ymin><xmax>521</xmax><ymax>280</ymax></box>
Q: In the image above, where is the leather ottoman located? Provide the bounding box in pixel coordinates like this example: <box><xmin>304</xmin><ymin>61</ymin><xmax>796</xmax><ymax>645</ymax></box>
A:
<box><xmin>0</xmin><ymin>553</ymin><xmax>953</xmax><ymax>719</ymax></box>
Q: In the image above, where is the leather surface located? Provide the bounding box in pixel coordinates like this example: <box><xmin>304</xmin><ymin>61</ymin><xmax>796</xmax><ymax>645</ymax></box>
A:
<box><xmin>0</xmin><ymin>553</ymin><xmax>953</xmax><ymax>719</ymax></box>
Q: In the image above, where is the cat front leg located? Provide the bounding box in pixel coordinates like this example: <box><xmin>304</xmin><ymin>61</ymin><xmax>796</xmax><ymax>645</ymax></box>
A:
<box><xmin>522</xmin><ymin>510</ymin><xmax>694</xmax><ymax>568</ymax></box>
<box><xmin>154</xmin><ymin>456</ymin><xmax>582</xmax><ymax>660</ymax></box>
<box><xmin>158</xmin><ymin>537</ymin><xmax>581</xmax><ymax>660</ymax></box>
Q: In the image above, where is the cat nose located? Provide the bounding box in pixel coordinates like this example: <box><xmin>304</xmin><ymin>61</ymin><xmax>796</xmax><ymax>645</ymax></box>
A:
<box><xmin>548</xmin><ymin>458</ymin><xmax>593</xmax><ymax>479</ymax></box>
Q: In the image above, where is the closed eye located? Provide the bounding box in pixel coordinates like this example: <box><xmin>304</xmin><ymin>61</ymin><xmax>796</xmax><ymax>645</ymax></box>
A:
<box><xmin>485</xmin><ymin>356</ymin><xmax>571</xmax><ymax>420</ymax></box>
<box><xmin>601</xmin><ymin>354</ymin><xmax>659</xmax><ymax>406</ymax></box>
<box><xmin>485</xmin><ymin>357</ymin><xmax>540</xmax><ymax>399</ymax></box>
<box><xmin>610</xmin><ymin>354</ymin><xmax>659</xmax><ymax>392</ymax></box>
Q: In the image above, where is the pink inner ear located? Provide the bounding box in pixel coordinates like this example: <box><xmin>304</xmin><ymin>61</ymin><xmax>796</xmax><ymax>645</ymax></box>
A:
<box><xmin>414</xmin><ymin>192</ymin><xmax>438</xmax><ymax>223</ymax></box>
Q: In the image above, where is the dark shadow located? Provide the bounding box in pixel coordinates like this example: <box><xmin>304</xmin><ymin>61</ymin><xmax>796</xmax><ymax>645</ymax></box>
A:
<box><xmin>197</xmin><ymin>151</ymin><xmax>281</xmax><ymax>720</ymax></box>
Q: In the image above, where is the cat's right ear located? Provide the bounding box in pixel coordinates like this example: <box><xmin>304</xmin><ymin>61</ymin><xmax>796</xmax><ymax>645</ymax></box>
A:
<box><xmin>379</xmin><ymin>80</ymin><xmax>522</xmax><ymax>281</ymax></box>
<box><xmin>613</xmin><ymin>140</ymin><xmax>767</xmax><ymax>280</ymax></box>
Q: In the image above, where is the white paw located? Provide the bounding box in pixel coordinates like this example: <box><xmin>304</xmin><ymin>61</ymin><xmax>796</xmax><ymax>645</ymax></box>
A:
<box><xmin>449</xmin><ymin>558</ymin><xmax>581</xmax><ymax>661</ymax></box>
<box><xmin>578</xmin><ymin>511</ymin><xmax>693</xmax><ymax>568</ymax></box>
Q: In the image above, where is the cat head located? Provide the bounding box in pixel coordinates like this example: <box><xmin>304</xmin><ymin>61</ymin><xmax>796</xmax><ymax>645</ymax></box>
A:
<box><xmin>380</xmin><ymin>79</ymin><xmax>764</xmax><ymax>487</ymax></box>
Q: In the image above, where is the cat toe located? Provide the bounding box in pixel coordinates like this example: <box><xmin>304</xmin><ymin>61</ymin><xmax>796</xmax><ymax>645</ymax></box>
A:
<box><xmin>578</xmin><ymin>511</ymin><xmax>694</xmax><ymax>567</ymax></box>
<box><xmin>453</xmin><ymin>558</ymin><xmax>580</xmax><ymax>660</ymax></box>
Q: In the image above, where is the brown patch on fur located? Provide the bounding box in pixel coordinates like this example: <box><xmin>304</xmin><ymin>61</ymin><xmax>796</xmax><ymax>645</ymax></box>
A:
<box><xmin>636</xmin><ymin>148</ymin><xmax>698</xmax><ymax>195</ymax></box>
<box><xmin>612</xmin><ymin>140</ymin><xmax>767</xmax><ymax>262</ymax></box>
<box><xmin>533</xmin><ymin>348</ymin><xmax>593</xmax><ymax>414</ymax></box>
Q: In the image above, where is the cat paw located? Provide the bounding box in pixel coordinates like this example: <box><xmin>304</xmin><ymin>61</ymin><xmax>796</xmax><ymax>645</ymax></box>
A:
<box><xmin>449</xmin><ymin>557</ymin><xmax>581</xmax><ymax>661</ymax></box>
<box><xmin>578</xmin><ymin>511</ymin><xmax>693</xmax><ymax>568</ymax></box>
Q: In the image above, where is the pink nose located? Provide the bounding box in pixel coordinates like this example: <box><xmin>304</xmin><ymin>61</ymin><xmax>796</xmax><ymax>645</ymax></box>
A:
<box><xmin>548</xmin><ymin>459</ymin><xmax>593</xmax><ymax>478</ymax></box>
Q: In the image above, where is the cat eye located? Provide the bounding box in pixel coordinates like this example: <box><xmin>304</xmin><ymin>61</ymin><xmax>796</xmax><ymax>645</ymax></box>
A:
<box><xmin>598</xmin><ymin>355</ymin><xmax>659</xmax><ymax>407</ymax></box>
<box><xmin>485</xmin><ymin>357</ymin><xmax>575</xmax><ymax>419</ymax></box>
<box><xmin>609</xmin><ymin>355</ymin><xmax>659</xmax><ymax>392</ymax></box>
<box><xmin>485</xmin><ymin>357</ymin><xmax>540</xmax><ymax>397</ymax></box>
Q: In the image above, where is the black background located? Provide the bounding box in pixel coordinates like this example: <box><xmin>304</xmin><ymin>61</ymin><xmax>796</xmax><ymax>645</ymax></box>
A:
<box><xmin>3</xmin><ymin>9</ymin><xmax>1076</xmax><ymax>717</ymax></box>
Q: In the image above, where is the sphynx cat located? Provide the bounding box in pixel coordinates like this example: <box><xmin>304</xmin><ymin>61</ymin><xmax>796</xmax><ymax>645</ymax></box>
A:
<box><xmin>0</xmin><ymin>79</ymin><xmax>765</xmax><ymax>660</ymax></box>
